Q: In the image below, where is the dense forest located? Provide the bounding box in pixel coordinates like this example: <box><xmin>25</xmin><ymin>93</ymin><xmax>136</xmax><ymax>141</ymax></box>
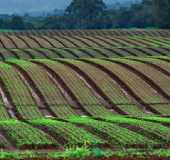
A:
<box><xmin>0</xmin><ymin>0</ymin><xmax>170</xmax><ymax>30</ymax></box>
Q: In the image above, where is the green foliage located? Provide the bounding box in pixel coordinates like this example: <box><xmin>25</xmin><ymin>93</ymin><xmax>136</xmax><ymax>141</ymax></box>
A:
<box><xmin>9</xmin><ymin>15</ymin><xmax>25</xmax><ymax>30</ymax></box>
<box><xmin>0</xmin><ymin>120</ymin><xmax>56</xmax><ymax>148</ymax></box>
<box><xmin>66</xmin><ymin>0</ymin><xmax>106</xmax><ymax>17</ymax></box>
<box><xmin>0</xmin><ymin>0</ymin><xmax>170</xmax><ymax>29</ymax></box>
<box><xmin>67</xmin><ymin>116</ymin><xmax>155</xmax><ymax>147</ymax></box>
<box><xmin>153</xmin><ymin>0</ymin><xmax>170</xmax><ymax>28</ymax></box>
<box><xmin>30</xmin><ymin>118</ymin><xmax>104</xmax><ymax>147</ymax></box>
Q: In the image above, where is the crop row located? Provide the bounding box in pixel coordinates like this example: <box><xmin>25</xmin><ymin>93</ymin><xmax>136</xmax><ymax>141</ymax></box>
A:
<box><xmin>59</xmin><ymin>59</ymin><xmax>145</xmax><ymax>116</ymax></box>
<box><xmin>100</xmin><ymin>116</ymin><xmax>170</xmax><ymax>144</ymax></box>
<box><xmin>1</xmin><ymin>116</ymin><xmax>170</xmax><ymax>150</ymax></box>
<box><xmin>120</xmin><ymin>58</ymin><xmax>170</xmax><ymax>98</ymax></box>
<box><xmin>0</xmin><ymin>35</ymin><xmax>170</xmax><ymax>50</ymax></box>
<box><xmin>79</xmin><ymin>58</ymin><xmax>170</xmax><ymax>115</ymax></box>
<box><xmin>0</xmin><ymin>47</ymin><xmax>169</xmax><ymax>61</ymax></box>
<box><xmin>0</xmin><ymin>57</ymin><xmax>169</xmax><ymax>119</ymax></box>
<box><xmin>37</xmin><ymin>59</ymin><xmax>102</xmax><ymax>106</ymax></box>
<box><xmin>0</xmin><ymin>62</ymin><xmax>43</xmax><ymax>119</ymax></box>
<box><xmin>1</xmin><ymin>29</ymin><xmax>170</xmax><ymax>37</ymax></box>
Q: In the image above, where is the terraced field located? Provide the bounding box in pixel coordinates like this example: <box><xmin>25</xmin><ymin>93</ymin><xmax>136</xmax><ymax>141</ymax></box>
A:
<box><xmin>1</xmin><ymin>29</ymin><xmax>170</xmax><ymax>37</ymax></box>
<box><xmin>0</xmin><ymin>29</ymin><xmax>170</xmax><ymax>159</ymax></box>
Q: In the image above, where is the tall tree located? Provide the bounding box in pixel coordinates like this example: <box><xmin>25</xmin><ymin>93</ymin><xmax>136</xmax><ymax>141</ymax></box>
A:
<box><xmin>153</xmin><ymin>0</ymin><xmax>170</xmax><ymax>28</ymax></box>
<box><xmin>65</xmin><ymin>0</ymin><xmax>106</xmax><ymax>28</ymax></box>
<box><xmin>10</xmin><ymin>15</ymin><xmax>25</xmax><ymax>30</ymax></box>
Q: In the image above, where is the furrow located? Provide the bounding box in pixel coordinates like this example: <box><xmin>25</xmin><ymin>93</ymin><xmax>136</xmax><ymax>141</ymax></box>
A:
<box><xmin>56</xmin><ymin>49</ymin><xmax>76</xmax><ymax>58</ymax></box>
<box><xmin>129</xmin><ymin>58</ymin><xmax>170</xmax><ymax>79</ymax></box>
<box><xmin>0</xmin><ymin>51</ymin><xmax>5</xmax><ymax>61</ymax></box>
<box><xmin>0</xmin><ymin>37</ymin><xmax>6</xmax><ymax>48</ymax></box>
<box><xmin>79</xmin><ymin>48</ymin><xmax>105</xmax><ymax>58</ymax></box>
<box><xmin>38</xmin><ymin>36</ymin><xmax>56</xmax><ymax>48</ymax></box>
<box><xmin>0</xmin><ymin>131</ymin><xmax>16</xmax><ymax>150</ymax></box>
<box><xmin>92</xmin><ymin>48</ymin><xmax>109</xmax><ymax>57</ymax></box>
<box><xmin>34</xmin><ymin>48</ymin><xmax>50</xmax><ymax>58</ymax></box>
<box><xmin>124</xmin><ymin>58</ymin><xmax>170</xmax><ymax>100</ymax></box>
<box><xmin>6</xmin><ymin>61</ymin><xmax>55</xmax><ymax>118</ymax></box>
<box><xmin>109</xmin><ymin>58</ymin><xmax>170</xmax><ymax>101</ymax></box>
<box><xmin>105</xmin><ymin>48</ymin><xmax>124</xmax><ymax>57</ymax></box>
<box><xmin>139</xmin><ymin>37</ymin><xmax>165</xmax><ymax>47</ymax></box>
<box><xmin>30</xmin><ymin>35</ymin><xmax>55</xmax><ymax>49</ymax></box>
<box><xmin>78</xmin><ymin>48</ymin><xmax>94</xmax><ymax>58</ymax></box>
<box><xmin>1</xmin><ymin>35</ymin><xmax>16</xmax><ymax>48</ymax></box>
<box><xmin>0</xmin><ymin>77</ymin><xmax>20</xmax><ymax>119</ymax></box>
<box><xmin>33</xmin><ymin>59</ymin><xmax>115</xmax><ymax>117</ymax></box>
<box><xmin>32</xmin><ymin>60</ymin><xmax>91</xmax><ymax>116</ymax></box>
<box><xmin>50</xmin><ymin>36</ymin><xmax>67</xmax><ymax>47</ymax></box>
<box><xmin>43</xmin><ymin>36</ymin><xmax>64</xmax><ymax>48</ymax></box>
<box><xmin>91</xmin><ymin>36</ymin><xmax>116</xmax><ymax>47</ymax></box>
<box><xmin>59</xmin><ymin>36</ymin><xmax>81</xmax><ymax>47</ymax></box>
<box><xmin>14</xmin><ymin>60</ymin><xmax>79</xmax><ymax>118</ymax></box>
<box><xmin>67</xmin><ymin>59</ymin><xmax>148</xmax><ymax>116</ymax></box>
<box><xmin>82</xmin><ymin>59</ymin><xmax>161</xmax><ymax>115</ymax></box>
<box><xmin>57</xmin><ymin>59</ymin><xmax>127</xmax><ymax>115</ymax></box>
<box><xmin>21</xmin><ymin>121</ymin><xmax>60</xmax><ymax>149</ymax></box>
<box><xmin>62</xmin><ymin>48</ymin><xmax>79</xmax><ymax>58</ymax></box>
<box><xmin>148</xmin><ymin>48</ymin><xmax>167</xmax><ymax>56</ymax></box>
<box><xmin>0</xmin><ymin>49</ymin><xmax>17</xmax><ymax>60</ymax></box>
<box><xmin>115</xmin><ymin>37</ymin><xmax>138</xmax><ymax>47</ymax></box>
<box><xmin>47</xmin><ymin>48</ymin><xmax>64</xmax><ymax>58</ymax></box>
<box><xmin>70</xmin><ymin>36</ymin><xmax>92</xmax><ymax>47</ymax></box>
<box><xmin>161</xmin><ymin>47</ymin><xmax>170</xmax><ymax>54</ymax></box>
<box><xmin>53</xmin><ymin>36</ymin><xmax>75</xmax><ymax>48</ymax></box>
<box><xmin>120</xmin><ymin>48</ymin><xmax>138</xmax><ymax>56</ymax></box>
<box><xmin>15</xmin><ymin>35</ymin><xmax>33</xmax><ymax>48</ymax></box>
<box><xmin>24</xmin><ymin>49</ymin><xmax>46</xmax><ymax>59</ymax></box>
<box><xmin>128</xmin><ymin>37</ymin><xmax>153</xmax><ymax>47</ymax></box>
<box><xmin>81</xmin><ymin>36</ymin><xmax>106</xmax><ymax>47</ymax></box>
<box><xmin>134</xmin><ymin>48</ymin><xmax>152</xmax><ymax>56</ymax></box>
<box><xmin>5</xmin><ymin>35</ymin><xmax>20</xmax><ymax>48</ymax></box>
<box><xmin>20</xmin><ymin>49</ymin><xmax>35</xmax><ymax>59</ymax></box>
<box><xmin>8</xmin><ymin>49</ymin><xmax>20</xmax><ymax>59</ymax></box>
<box><xmin>106</xmin><ymin>37</ymin><xmax>128</xmax><ymax>46</ymax></box>
<box><xmin>151</xmin><ymin>38</ymin><xmax>170</xmax><ymax>46</ymax></box>
<box><xmin>27</xmin><ymin>35</ymin><xmax>43</xmax><ymax>48</ymax></box>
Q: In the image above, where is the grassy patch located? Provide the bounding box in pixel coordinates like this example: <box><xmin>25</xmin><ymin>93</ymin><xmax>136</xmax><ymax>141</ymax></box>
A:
<box><xmin>1</xmin><ymin>148</ymin><xmax>170</xmax><ymax>159</ymax></box>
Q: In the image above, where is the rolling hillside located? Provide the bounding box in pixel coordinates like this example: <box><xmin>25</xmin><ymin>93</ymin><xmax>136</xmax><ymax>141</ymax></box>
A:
<box><xmin>0</xmin><ymin>29</ymin><xmax>170</xmax><ymax>159</ymax></box>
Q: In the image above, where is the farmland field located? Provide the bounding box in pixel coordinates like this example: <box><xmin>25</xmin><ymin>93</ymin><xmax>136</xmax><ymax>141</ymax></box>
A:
<box><xmin>0</xmin><ymin>29</ymin><xmax>170</xmax><ymax>159</ymax></box>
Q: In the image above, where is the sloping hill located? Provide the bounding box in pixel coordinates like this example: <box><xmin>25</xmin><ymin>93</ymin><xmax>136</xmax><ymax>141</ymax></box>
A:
<box><xmin>0</xmin><ymin>29</ymin><xmax>170</xmax><ymax>159</ymax></box>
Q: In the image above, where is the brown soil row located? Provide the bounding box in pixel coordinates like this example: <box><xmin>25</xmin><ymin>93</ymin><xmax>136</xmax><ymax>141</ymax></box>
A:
<box><xmin>81</xmin><ymin>59</ymin><xmax>158</xmax><ymax>114</ymax></box>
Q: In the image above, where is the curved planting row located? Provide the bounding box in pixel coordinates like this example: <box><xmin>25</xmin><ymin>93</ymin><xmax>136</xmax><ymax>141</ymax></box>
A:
<box><xmin>1</xmin><ymin>117</ymin><xmax>170</xmax><ymax>150</ymax></box>
<box><xmin>1</xmin><ymin>29</ymin><xmax>170</xmax><ymax>37</ymax></box>
<box><xmin>0</xmin><ymin>47</ymin><xmax>169</xmax><ymax>60</ymax></box>
<box><xmin>0</xmin><ymin>57</ymin><xmax>169</xmax><ymax>120</ymax></box>
<box><xmin>0</xmin><ymin>35</ymin><xmax>170</xmax><ymax>49</ymax></box>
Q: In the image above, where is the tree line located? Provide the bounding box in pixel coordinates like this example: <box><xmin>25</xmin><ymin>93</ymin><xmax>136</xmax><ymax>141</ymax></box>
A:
<box><xmin>0</xmin><ymin>0</ymin><xmax>170</xmax><ymax>30</ymax></box>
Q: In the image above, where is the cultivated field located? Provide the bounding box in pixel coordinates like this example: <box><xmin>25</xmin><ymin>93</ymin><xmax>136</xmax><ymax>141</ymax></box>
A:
<box><xmin>0</xmin><ymin>29</ymin><xmax>170</xmax><ymax>159</ymax></box>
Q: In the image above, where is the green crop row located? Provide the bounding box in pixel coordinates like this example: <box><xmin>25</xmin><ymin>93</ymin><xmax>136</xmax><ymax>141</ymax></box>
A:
<box><xmin>30</xmin><ymin>118</ymin><xmax>104</xmax><ymax>147</ymax></box>
<box><xmin>1</xmin><ymin>34</ymin><xmax>170</xmax><ymax>51</ymax></box>
<box><xmin>7</xmin><ymin>59</ymin><xmax>76</xmax><ymax>118</ymax></box>
<box><xmin>0</xmin><ymin>62</ymin><xmax>43</xmax><ymax>119</ymax></box>
<box><xmin>99</xmin><ymin>115</ymin><xmax>170</xmax><ymax>143</ymax></box>
<box><xmin>0</xmin><ymin>120</ymin><xmax>57</xmax><ymax>149</ymax></box>
<box><xmin>88</xmin><ymin>58</ymin><xmax>167</xmax><ymax>104</ymax></box>
<box><xmin>0</xmin><ymin>116</ymin><xmax>170</xmax><ymax>150</ymax></box>
<box><xmin>34</xmin><ymin>59</ymin><xmax>103</xmax><ymax>106</ymax></box>
<box><xmin>0</xmin><ymin>106</ymin><xmax>10</xmax><ymax>120</ymax></box>
<box><xmin>0</xmin><ymin>45</ymin><xmax>169</xmax><ymax>61</ymax></box>
<box><xmin>116</xmin><ymin>58</ymin><xmax>170</xmax><ymax>98</ymax></box>
<box><xmin>66</xmin><ymin>116</ymin><xmax>155</xmax><ymax>147</ymax></box>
